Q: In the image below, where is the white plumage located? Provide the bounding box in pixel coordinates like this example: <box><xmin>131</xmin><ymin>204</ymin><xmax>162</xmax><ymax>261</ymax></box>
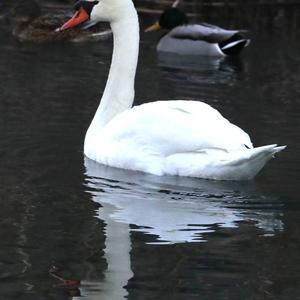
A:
<box><xmin>85</xmin><ymin>100</ymin><xmax>285</xmax><ymax>180</ymax></box>
<box><xmin>61</xmin><ymin>0</ymin><xmax>285</xmax><ymax>180</ymax></box>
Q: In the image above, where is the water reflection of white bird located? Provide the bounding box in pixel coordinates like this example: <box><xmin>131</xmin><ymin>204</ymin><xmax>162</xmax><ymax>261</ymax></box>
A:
<box><xmin>76</xmin><ymin>157</ymin><xmax>283</xmax><ymax>299</ymax></box>
<box><xmin>59</xmin><ymin>0</ymin><xmax>285</xmax><ymax>180</ymax></box>
<box><xmin>85</xmin><ymin>157</ymin><xmax>283</xmax><ymax>245</ymax></box>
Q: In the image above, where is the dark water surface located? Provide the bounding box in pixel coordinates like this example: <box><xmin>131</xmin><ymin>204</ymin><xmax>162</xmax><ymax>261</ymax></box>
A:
<box><xmin>0</xmin><ymin>28</ymin><xmax>300</xmax><ymax>300</ymax></box>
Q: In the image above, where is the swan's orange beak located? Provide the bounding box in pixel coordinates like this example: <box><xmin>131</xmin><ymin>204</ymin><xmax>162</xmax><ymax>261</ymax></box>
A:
<box><xmin>59</xmin><ymin>7</ymin><xmax>89</xmax><ymax>31</ymax></box>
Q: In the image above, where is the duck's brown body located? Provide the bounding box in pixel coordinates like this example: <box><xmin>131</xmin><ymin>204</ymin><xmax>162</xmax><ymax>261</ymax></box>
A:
<box><xmin>9</xmin><ymin>0</ymin><xmax>112</xmax><ymax>43</ymax></box>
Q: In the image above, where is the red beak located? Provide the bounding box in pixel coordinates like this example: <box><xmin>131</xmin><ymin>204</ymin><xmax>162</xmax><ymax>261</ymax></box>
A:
<box><xmin>60</xmin><ymin>7</ymin><xmax>89</xmax><ymax>31</ymax></box>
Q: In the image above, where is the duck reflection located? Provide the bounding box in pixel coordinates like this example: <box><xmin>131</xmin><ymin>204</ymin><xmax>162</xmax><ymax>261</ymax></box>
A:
<box><xmin>157</xmin><ymin>52</ymin><xmax>245</xmax><ymax>88</ymax></box>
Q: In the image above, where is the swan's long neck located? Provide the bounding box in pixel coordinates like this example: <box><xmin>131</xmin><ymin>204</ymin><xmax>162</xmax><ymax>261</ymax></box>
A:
<box><xmin>86</xmin><ymin>5</ymin><xmax>139</xmax><ymax>139</ymax></box>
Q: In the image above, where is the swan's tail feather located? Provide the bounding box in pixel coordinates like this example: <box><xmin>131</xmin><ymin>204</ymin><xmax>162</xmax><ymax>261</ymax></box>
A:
<box><xmin>272</xmin><ymin>145</ymin><xmax>287</xmax><ymax>156</ymax></box>
<box><xmin>221</xmin><ymin>144</ymin><xmax>286</xmax><ymax>180</ymax></box>
<box><xmin>247</xmin><ymin>144</ymin><xmax>286</xmax><ymax>159</ymax></box>
<box><xmin>164</xmin><ymin>144</ymin><xmax>286</xmax><ymax>180</ymax></box>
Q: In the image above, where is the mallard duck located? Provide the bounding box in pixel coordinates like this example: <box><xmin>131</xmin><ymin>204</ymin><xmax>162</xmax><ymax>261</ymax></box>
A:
<box><xmin>9</xmin><ymin>0</ymin><xmax>111</xmax><ymax>43</ymax></box>
<box><xmin>58</xmin><ymin>0</ymin><xmax>285</xmax><ymax>180</ymax></box>
<box><xmin>145</xmin><ymin>7</ymin><xmax>250</xmax><ymax>56</ymax></box>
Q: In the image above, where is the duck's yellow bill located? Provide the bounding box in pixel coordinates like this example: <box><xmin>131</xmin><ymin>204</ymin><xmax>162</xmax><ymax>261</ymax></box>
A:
<box><xmin>145</xmin><ymin>21</ymin><xmax>161</xmax><ymax>32</ymax></box>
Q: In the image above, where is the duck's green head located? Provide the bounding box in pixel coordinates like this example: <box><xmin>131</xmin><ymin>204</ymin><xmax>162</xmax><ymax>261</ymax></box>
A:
<box><xmin>145</xmin><ymin>8</ymin><xmax>188</xmax><ymax>32</ymax></box>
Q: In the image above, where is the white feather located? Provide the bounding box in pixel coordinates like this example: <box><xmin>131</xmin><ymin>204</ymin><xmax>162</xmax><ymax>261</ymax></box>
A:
<box><xmin>83</xmin><ymin>0</ymin><xmax>285</xmax><ymax>180</ymax></box>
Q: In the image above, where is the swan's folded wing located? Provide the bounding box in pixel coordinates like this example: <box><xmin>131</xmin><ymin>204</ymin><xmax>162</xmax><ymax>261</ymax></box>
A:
<box><xmin>105</xmin><ymin>100</ymin><xmax>253</xmax><ymax>158</ymax></box>
<box><xmin>170</xmin><ymin>24</ymin><xmax>241</xmax><ymax>43</ymax></box>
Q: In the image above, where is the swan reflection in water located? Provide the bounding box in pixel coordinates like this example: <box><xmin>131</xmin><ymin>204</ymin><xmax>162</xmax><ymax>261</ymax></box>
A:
<box><xmin>74</xmin><ymin>157</ymin><xmax>284</xmax><ymax>299</ymax></box>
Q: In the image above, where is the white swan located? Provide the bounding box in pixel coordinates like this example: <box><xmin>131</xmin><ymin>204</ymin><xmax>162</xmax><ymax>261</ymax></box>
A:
<box><xmin>59</xmin><ymin>0</ymin><xmax>286</xmax><ymax>180</ymax></box>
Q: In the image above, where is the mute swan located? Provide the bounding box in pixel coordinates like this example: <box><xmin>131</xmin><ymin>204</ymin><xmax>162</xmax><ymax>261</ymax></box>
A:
<box><xmin>59</xmin><ymin>0</ymin><xmax>285</xmax><ymax>180</ymax></box>
<box><xmin>145</xmin><ymin>7</ymin><xmax>250</xmax><ymax>56</ymax></box>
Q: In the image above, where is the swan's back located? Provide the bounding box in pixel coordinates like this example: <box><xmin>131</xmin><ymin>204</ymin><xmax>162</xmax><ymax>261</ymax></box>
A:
<box><xmin>84</xmin><ymin>100</ymin><xmax>285</xmax><ymax>180</ymax></box>
<box><xmin>103</xmin><ymin>100</ymin><xmax>252</xmax><ymax>154</ymax></box>
<box><xmin>83</xmin><ymin>100</ymin><xmax>265</xmax><ymax>178</ymax></box>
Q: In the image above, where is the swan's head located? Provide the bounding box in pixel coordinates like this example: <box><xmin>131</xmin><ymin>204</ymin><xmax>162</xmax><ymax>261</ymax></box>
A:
<box><xmin>145</xmin><ymin>8</ymin><xmax>188</xmax><ymax>32</ymax></box>
<box><xmin>58</xmin><ymin>0</ymin><xmax>99</xmax><ymax>31</ymax></box>
<box><xmin>59</xmin><ymin>0</ymin><xmax>134</xmax><ymax>31</ymax></box>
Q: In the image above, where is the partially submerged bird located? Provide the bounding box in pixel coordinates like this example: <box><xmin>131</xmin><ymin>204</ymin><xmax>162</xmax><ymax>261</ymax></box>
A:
<box><xmin>58</xmin><ymin>0</ymin><xmax>285</xmax><ymax>180</ymax></box>
<box><xmin>145</xmin><ymin>7</ymin><xmax>250</xmax><ymax>56</ymax></box>
<box><xmin>9</xmin><ymin>0</ymin><xmax>111</xmax><ymax>42</ymax></box>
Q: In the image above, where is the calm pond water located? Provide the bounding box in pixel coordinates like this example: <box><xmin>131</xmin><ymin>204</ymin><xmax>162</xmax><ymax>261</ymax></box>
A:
<box><xmin>0</xmin><ymin>24</ymin><xmax>300</xmax><ymax>299</ymax></box>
